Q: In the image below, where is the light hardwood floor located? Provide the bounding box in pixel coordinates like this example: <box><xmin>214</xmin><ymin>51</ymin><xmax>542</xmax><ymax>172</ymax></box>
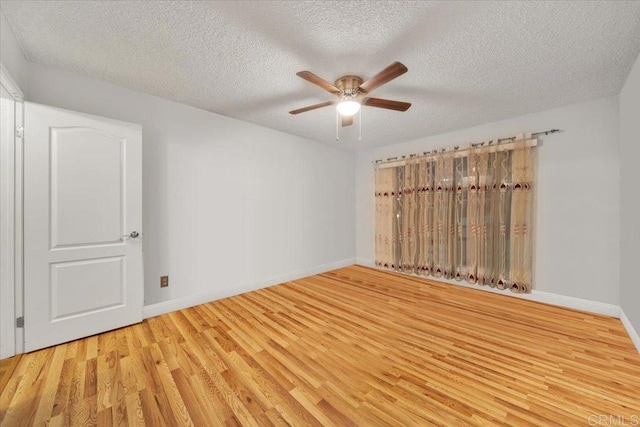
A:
<box><xmin>1</xmin><ymin>265</ymin><xmax>639</xmax><ymax>426</ymax></box>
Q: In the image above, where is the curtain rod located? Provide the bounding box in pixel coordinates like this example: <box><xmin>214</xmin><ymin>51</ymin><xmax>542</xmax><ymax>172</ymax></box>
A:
<box><xmin>373</xmin><ymin>128</ymin><xmax>560</xmax><ymax>165</ymax></box>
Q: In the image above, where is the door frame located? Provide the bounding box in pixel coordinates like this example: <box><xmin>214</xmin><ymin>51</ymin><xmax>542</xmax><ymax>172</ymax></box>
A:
<box><xmin>0</xmin><ymin>61</ymin><xmax>24</xmax><ymax>358</ymax></box>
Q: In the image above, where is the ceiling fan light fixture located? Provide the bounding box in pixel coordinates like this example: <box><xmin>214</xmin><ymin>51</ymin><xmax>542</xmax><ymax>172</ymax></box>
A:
<box><xmin>336</xmin><ymin>100</ymin><xmax>361</xmax><ymax>116</ymax></box>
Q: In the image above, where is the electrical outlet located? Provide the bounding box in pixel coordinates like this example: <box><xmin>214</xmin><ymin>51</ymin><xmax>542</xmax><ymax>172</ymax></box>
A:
<box><xmin>160</xmin><ymin>276</ymin><xmax>169</xmax><ymax>288</ymax></box>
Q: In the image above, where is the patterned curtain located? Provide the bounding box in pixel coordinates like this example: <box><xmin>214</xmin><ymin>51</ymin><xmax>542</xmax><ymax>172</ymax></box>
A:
<box><xmin>374</xmin><ymin>139</ymin><xmax>535</xmax><ymax>293</ymax></box>
<box><xmin>374</xmin><ymin>167</ymin><xmax>397</xmax><ymax>270</ymax></box>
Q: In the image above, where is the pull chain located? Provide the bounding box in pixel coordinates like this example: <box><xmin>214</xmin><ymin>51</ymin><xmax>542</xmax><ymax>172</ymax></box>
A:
<box><xmin>359</xmin><ymin>108</ymin><xmax>362</xmax><ymax>141</ymax></box>
<box><xmin>336</xmin><ymin>109</ymin><xmax>339</xmax><ymax>141</ymax></box>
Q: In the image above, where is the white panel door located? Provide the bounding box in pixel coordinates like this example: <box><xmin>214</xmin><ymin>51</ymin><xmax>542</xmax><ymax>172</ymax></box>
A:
<box><xmin>24</xmin><ymin>102</ymin><xmax>143</xmax><ymax>352</ymax></box>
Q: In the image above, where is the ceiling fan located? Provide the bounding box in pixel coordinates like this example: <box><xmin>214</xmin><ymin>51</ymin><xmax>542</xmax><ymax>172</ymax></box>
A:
<box><xmin>289</xmin><ymin>62</ymin><xmax>411</xmax><ymax>127</ymax></box>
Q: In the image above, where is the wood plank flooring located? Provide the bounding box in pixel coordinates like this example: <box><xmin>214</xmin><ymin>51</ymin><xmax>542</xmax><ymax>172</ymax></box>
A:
<box><xmin>0</xmin><ymin>355</ymin><xmax>21</xmax><ymax>397</ymax></box>
<box><xmin>1</xmin><ymin>265</ymin><xmax>639</xmax><ymax>426</ymax></box>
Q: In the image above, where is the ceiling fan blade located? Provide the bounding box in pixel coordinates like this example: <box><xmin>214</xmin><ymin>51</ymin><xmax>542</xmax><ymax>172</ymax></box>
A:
<box><xmin>358</xmin><ymin>62</ymin><xmax>408</xmax><ymax>94</ymax></box>
<box><xmin>289</xmin><ymin>101</ymin><xmax>335</xmax><ymax>115</ymax></box>
<box><xmin>296</xmin><ymin>71</ymin><xmax>342</xmax><ymax>94</ymax></box>
<box><xmin>341</xmin><ymin>115</ymin><xmax>353</xmax><ymax>127</ymax></box>
<box><xmin>362</xmin><ymin>97</ymin><xmax>411</xmax><ymax>111</ymax></box>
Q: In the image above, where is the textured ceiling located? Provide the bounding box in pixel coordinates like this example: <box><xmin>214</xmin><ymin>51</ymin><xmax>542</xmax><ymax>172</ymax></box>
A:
<box><xmin>2</xmin><ymin>1</ymin><xmax>640</xmax><ymax>150</ymax></box>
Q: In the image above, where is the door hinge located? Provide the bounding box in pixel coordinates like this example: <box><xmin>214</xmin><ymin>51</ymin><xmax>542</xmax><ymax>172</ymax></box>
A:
<box><xmin>16</xmin><ymin>317</ymin><xmax>24</xmax><ymax>328</ymax></box>
<box><xmin>16</xmin><ymin>126</ymin><xmax>24</xmax><ymax>139</ymax></box>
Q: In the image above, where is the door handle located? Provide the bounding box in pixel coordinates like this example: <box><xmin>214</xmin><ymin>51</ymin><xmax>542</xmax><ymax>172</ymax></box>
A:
<box><xmin>122</xmin><ymin>231</ymin><xmax>140</xmax><ymax>239</ymax></box>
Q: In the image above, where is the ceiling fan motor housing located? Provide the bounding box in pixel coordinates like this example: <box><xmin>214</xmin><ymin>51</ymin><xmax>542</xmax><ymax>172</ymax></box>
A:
<box><xmin>335</xmin><ymin>75</ymin><xmax>364</xmax><ymax>97</ymax></box>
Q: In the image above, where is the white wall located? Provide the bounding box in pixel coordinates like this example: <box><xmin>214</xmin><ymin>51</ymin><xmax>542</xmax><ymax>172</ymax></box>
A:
<box><xmin>27</xmin><ymin>63</ymin><xmax>355</xmax><ymax>306</ymax></box>
<box><xmin>0</xmin><ymin>10</ymin><xmax>28</xmax><ymax>95</ymax></box>
<box><xmin>356</xmin><ymin>97</ymin><xmax>620</xmax><ymax>305</ymax></box>
<box><xmin>619</xmin><ymin>53</ymin><xmax>640</xmax><ymax>333</ymax></box>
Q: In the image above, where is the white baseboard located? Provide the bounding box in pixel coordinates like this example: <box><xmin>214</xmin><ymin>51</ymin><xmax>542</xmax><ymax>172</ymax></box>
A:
<box><xmin>142</xmin><ymin>258</ymin><xmax>355</xmax><ymax>319</ymax></box>
<box><xmin>528</xmin><ymin>290</ymin><xmax>620</xmax><ymax>317</ymax></box>
<box><xmin>620</xmin><ymin>308</ymin><xmax>640</xmax><ymax>353</ymax></box>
